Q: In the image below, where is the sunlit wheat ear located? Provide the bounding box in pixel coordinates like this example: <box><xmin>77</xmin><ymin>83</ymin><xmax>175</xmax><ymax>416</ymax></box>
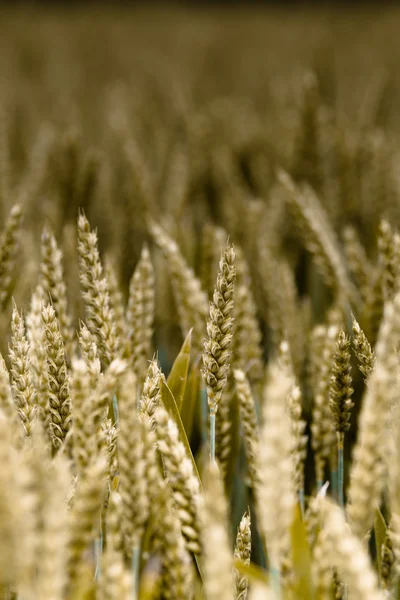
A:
<box><xmin>351</xmin><ymin>314</ymin><xmax>375</xmax><ymax>381</ymax></box>
<box><xmin>387</xmin><ymin>395</ymin><xmax>400</xmax><ymax>582</ymax></box>
<box><xmin>347</xmin><ymin>292</ymin><xmax>400</xmax><ymax>540</ymax></box>
<box><xmin>278</xmin><ymin>169</ymin><xmax>357</xmax><ymax>307</ymax></box>
<box><xmin>9</xmin><ymin>300</ymin><xmax>37</xmax><ymax>437</ymax></box>
<box><xmin>0</xmin><ymin>203</ymin><xmax>23</xmax><ymax>309</ymax></box>
<box><xmin>233</xmin><ymin>510</ymin><xmax>251</xmax><ymax>600</ymax></box>
<box><xmin>202</xmin><ymin>463</ymin><xmax>234</xmax><ymax>600</ymax></box>
<box><xmin>78</xmin><ymin>320</ymin><xmax>101</xmax><ymax>385</ymax></box>
<box><xmin>154</xmin><ymin>407</ymin><xmax>203</xmax><ymax>554</ymax></box>
<box><xmin>39</xmin><ymin>226</ymin><xmax>76</xmax><ymax>359</ymax></box>
<box><xmin>139</xmin><ymin>358</ymin><xmax>162</xmax><ymax>428</ymax></box>
<box><xmin>155</xmin><ymin>481</ymin><xmax>194</xmax><ymax>600</ymax></box>
<box><xmin>149</xmin><ymin>221</ymin><xmax>208</xmax><ymax>355</ymax></box>
<box><xmin>70</xmin><ymin>358</ymin><xmax>94</xmax><ymax>473</ymax></box>
<box><xmin>378</xmin><ymin>219</ymin><xmax>400</xmax><ymax>301</ymax></box>
<box><xmin>0</xmin><ymin>352</ymin><xmax>17</xmax><ymax>424</ymax></box>
<box><xmin>202</xmin><ymin>243</ymin><xmax>236</xmax><ymax>461</ymax></box>
<box><xmin>117</xmin><ymin>370</ymin><xmax>149</xmax><ymax>557</ymax></box>
<box><xmin>215</xmin><ymin>373</ymin><xmax>235</xmax><ymax>482</ymax></box>
<box><xmin>126</xmin><ymin>245</ymin><xmax>155</xmax><ymax>386</ymax></box>
<box><xmin>42</xmin><ymin>303</ymin><xmax>72</xmax><ymax>454</ymax></box>
<box><xmin>310</xmin><ymin>322</ymin><xmax>339</xmax><ymax>487</ymax></box>
<box><xmin>256</xmin><ymin>362</ymin><xmax>296</xmax><ymax>582</ymax></box>
<box><xmin>313</xmin><ymin>496</ymin><xmax>382</xmax><ymax>600</ymax></box>
<box><xmin>37</xmin><ymin>452</ymin><xmax>71</xmax><ymax>600</ymax></box>
<box><xmin>139</xmin><ymin>412</ymin><xmax>163</xmax><ymax>517</ymax></box>
<box><xmin>67</xmin><ymin>454</ymin><xmax>107</xmax><ymax>589</ymax></box>
<box><xmin>99</xmin><ymin>546</ymin><xmax>134</xmax><ymax>600</ymax></box>
<box><xmin>0</xmin><ymin>411</ymin><xmax>21</xmax><ymax>589</ymax></box>
<box><xmin>72</xmin><ymin>358</ymin><xmax>126</xmax><ymax>473</ymax></box>
<box><xmin>234</xmin><ymin>369</ymin><xmax>260</xmax><ymax>490</ymax></box>
<box><xmin>77</xmin><ymin>211</ymin><xmax>118</xmax><ymax>367</ymax></box>
<box><xmin>329</xmin><ymin>328</ymin><xmax>354</xmax><ymax>506</ymax></box>
<box><xmin>26</xmin><ymin>287</ymin><xmax>51</xmax><ymax>438</ymax></box>
<box><xmin>279</xmin><ymin>341</ymin><xmax>308</xmax><ymax>507</ymax></box>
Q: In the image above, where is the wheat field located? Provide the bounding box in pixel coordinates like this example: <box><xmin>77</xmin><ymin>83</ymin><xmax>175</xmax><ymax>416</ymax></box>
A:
<box><xmin>0</xmin><ymin>4</ymin><xmax>400</xmax><ymax>599</ymax></box>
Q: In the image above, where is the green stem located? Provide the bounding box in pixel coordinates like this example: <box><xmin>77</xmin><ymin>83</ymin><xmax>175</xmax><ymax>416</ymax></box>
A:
<box><xmin>112</xmin><ymin>394</ymin><xmax>119</xmax><ymax>425</ymax></box>
<box><xmin>331</xmin><ymin>470</ymin><xmax>338</xmax><ymax>502</ymax></box>
<box><xmin>94</xmin><ymin>516</ymin><xmax>103</xmax><ymax>580</ymax></box>
<box><xmin>299</xmin><ymin>489</ymin><xmax>305</xmax><ymax>518</ymax></box>
<box><xmin>270</xmin><ymin>566</ymin><xmax>282</xmax><ymax>600</ymax></box>
<box><xmin>132</xmin><ymin>544</ymin><xmax>141</xmax><ymax>599</ymax></box>
<box><xmin>210</xmin><ymin>412</ymin><xmax>216</xmax><ymax>463</ymax></box>
<box><xmin>338</xmin><ymin>436</ymin><xmax>344</xmax><ymax>509</ymax></box>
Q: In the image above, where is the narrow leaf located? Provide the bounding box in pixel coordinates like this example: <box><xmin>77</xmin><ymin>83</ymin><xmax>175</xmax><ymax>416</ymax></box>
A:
<box><xmin>167</xmin><ymin>328</ymin><xmax>191</xmax><ymax>411</ymax></box>
<box><xmin>161</xmin><ymin>378</ymin><xmax>202</xmax><ymax>490</ymax></box>
<box><xmin>233</xmin><ymin>558</ymin><xmax>269</xmax><ymax>585</ymax></box>
<box><xmin>374</xmin><ymin>507</ymin><xmax>387</xmax><ymax>580</ymax></box>
<box><xmin>290</xmin><ymin>503</ymin><xmax>315</xmax><ymax>600</ymax></box>
<box><xmin>181</xmin><ymin>363</ymin><xmax>201</xmax><ymax>440</ymax></box>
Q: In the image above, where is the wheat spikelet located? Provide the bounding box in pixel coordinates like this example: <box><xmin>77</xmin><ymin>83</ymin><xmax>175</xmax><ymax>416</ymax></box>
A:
<box><xmin>9</xmin><ymin>301</ymin><xmax>37</xmax><ymax>437</ymax></box>
<box><xmin>139</xmin><ymin>358</ymin><xmax>162</xmax><ymax>427</ymax></box>
<box><xmin>215</xmin><ymin>374</ymin><xmax>235</xmax><ymax>482</ymax></box>
<box><xmin>233</xmin><ymin>510</ymin><xmax>251</xmax><ymax>600</ymax></box>
<box><xmin>351</xmin><ymin>314</ymin><xmax>375</xmax><ymax>381</ymax></box>
<box><xmin>42</xmin><ymin>304</ymin><xmax>72</xmax><ymax>453</ymax></box>
<box><xmin>0</xmin><ymin>203</ymin><xmax>23</xmax><ymax>309</ymax></box>
<box><xmin>117</xmin><ymin>369</ymin><xmax>149</xmax><ymax>556</ymax></box>
<box><xmin>100</xmin><ymin>418</ymin><xmax>118</xmax><ymax>482</ymax></box>
<box><xmin>202</xmin><ymin>243</ymin><xmax>236</xmax><ymax>416</ymax></box>
<box><xmin>26</xmin><ymin>287</ymin><xmax>51</xmax><ymax>437</ymax></box>
<box><xmin>38</xmin><ymin>226</ymin><xmax>75</xmax><ymax>359</ymax></box>
<box><xmin>202</xmin><ymin>464</ymin><xmax>234</xmax><ymax>600</ymax></box>
<box><xmin>126</xmin><ymin>244</ymin><xmax>155</xmax><ymax>384</ymax></box>
<box><xmin>154</xmin><ymin>406</ymin><xmax>203</xmax><ymax>554</ymax></box>
<box><xmin>77</xmin><ymin>211</ymin><xmax>118</xmax><ymax>367</ymax></box>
